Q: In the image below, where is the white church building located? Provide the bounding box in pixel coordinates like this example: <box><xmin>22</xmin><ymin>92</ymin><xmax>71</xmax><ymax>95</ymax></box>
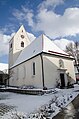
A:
<box><xmin>9</xmin><ymin>25</ymin><xmax>76</xmax><ymax>89</ymax></box>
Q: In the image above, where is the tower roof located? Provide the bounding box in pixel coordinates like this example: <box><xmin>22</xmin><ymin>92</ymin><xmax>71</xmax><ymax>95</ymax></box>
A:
<box><xmin>9</xmin><ymin>25</ymin><xmax>30</xmax><ymax>43</ymax></box>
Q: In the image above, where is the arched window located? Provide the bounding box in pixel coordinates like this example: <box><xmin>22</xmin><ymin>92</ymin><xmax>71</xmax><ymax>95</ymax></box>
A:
<box><xmin>17</xmin><ymin>68</ymin><xmax>19</xmax><ymax>80</ymax></box>
<box><xmin>23</xmin><ymin>65</ymin><xmax>26</xmax><ymax>79</ymax></box>
<box><xmin>10</xmin><ymin>43</ymin><xmax>12</xmax><ymax>48</ymax></box>
<box><xmin>32</xmin><ymin>62</ymin><xmax>35</xmax><ymax>76</ymax></box>
<box><xmin>59</xmin><ymin>59</ymin><xmax>64</xmax><ymax>68</ymax></box>
<box><xmin>21</xmin><ymin>41</ymin><xmax>24</xmax><ymax>47</ymax></box>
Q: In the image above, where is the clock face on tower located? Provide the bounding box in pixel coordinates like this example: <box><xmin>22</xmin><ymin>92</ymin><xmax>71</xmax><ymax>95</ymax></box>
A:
<box><xmin>21</xmin><ymin>35</ymin><xmax>24</xmax><ymax>38</ymax></box>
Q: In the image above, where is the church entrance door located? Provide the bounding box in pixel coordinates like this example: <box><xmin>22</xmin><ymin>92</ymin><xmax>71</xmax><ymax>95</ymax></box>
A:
<box><xmin>60</xmin><ymin>73</ymin><xmax>65</xmax><ymax>88</ymax></box>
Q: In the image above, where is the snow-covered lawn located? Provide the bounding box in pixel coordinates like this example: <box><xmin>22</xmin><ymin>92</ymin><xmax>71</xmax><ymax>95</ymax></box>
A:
<box><xmin>0</xmin><ymin>85</ymin><xmax>79</xmax><ymax>119</ymax></box>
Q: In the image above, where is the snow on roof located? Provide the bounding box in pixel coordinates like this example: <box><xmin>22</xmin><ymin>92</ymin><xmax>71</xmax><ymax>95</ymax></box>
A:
<box><xmin>43</xmin><ymin>35</ymin><xmax>69</xmax><ymax>56</ymax></box>
<box><xmin>11</xmin><ymin>34</ymin><xmax>71</xmax><ymax>68</ymax></box>
<box><xmin>11</xmin><ymin>35</ymin><xmax>43</xmax><ymax>68</ymax></box>
<box><xmin>0</xmin><ymin>63</ymin><xmax>8</xmax><ymax>73</ymax></box>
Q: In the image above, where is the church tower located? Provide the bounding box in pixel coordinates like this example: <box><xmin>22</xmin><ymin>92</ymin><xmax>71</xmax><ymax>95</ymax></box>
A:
<box><xmin>9</xmin><ymin>25</ymin><xmax>30</xmax><ymax>68</ymax></box>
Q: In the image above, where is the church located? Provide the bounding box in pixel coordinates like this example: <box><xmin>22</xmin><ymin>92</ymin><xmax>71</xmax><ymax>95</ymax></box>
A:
<box><xmin>9</xmin><ymin>25</ymin><xmax>76</xmax><ymax>89</ymax></box>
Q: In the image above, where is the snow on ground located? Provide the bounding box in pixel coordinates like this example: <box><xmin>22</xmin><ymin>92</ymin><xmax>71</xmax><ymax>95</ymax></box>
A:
<box><xmin>0</xmin><ymin>92</ymin><xmax>53</xmax><ymax>113</ymax></box>
<box><xmin>0</xmin><ymin>85</ymin><xmax>79</xmax><ymax>119</ymax></box>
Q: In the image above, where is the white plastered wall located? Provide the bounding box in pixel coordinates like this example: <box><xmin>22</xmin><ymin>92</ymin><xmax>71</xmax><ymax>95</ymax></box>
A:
<box><xmin>43</xmin><ymin>54</ymin><xmax>76</xmax><ymax>88</ymax></box>
<box><xmin>9</xmin><ymin>53</ymin><xmax>76</xmax><ymax>89</ymax></box>
<box><xmin>9</xmin><ymin>55</ymin><xmax>43</xmax><ymax>88</ymax></box>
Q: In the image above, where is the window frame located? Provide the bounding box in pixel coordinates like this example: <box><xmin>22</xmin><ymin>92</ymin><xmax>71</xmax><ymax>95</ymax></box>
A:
<box><xmin>32</xmin><ymin>62</ymin><xmax>36</xmax><ymax>76</ymax></box>
<box><xmin>10</xmin><ymin>43</ymin><xmax>12</xmax><ymax>48</ymax></box>
<box><xmin>59</xmin><ymin>59</ymin><xmax>64</xmax><ymax>68</ymax></box>
<box><xmin>21</xmin><ymin>41</ymin><xmax>24</xmax><ymax>47</ymax></box>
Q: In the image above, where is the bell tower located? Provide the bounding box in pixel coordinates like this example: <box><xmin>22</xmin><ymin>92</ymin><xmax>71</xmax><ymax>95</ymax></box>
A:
<box><xmin>9</xmin><ymin>25</ymin><xmax>30</xmax><ymax>68</ymax></box>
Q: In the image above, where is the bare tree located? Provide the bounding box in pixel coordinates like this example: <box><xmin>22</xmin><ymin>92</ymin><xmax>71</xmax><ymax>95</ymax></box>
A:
<box><xmin>66</xmin><ymin>41</ymin><xmax>79</xmax><ymax>72</ymax></box>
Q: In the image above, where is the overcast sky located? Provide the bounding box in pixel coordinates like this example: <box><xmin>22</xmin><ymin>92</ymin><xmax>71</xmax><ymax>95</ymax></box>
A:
<box><xmin>0</xmin><ymin>0</ymin><xmax>79</xmax><ymax>63</ymax></box>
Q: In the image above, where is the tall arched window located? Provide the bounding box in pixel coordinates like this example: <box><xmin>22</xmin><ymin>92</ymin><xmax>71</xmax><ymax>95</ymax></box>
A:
<box><xmin>21</xmin><ymin>41</ymin><xmax>24</xmax><ymax>47</ymax></box>
<box><xmin>10</xmin><ymin>43</ymin><xmax>12</xmax><ymax>48</ymax></box>
<box><xmin>17</xmin><ymin>68</ymin><xmax>19</xmax><ymax>80</ymax></box>
<box><xmin>32</xmin><ymin>62</ymin><xmax>36</xmax><ymax>76</ymax></box>
<box><xmin>23</xmin><ymin>65</ymin><xmax>26</xmax><ymax>79</ymax></box>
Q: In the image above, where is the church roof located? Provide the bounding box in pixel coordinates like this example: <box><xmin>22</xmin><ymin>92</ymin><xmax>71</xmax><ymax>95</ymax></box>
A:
<box><xmin>11</xmin><ymin>34</ymin><xmax>72</xmax><ymax>68</ymax></box>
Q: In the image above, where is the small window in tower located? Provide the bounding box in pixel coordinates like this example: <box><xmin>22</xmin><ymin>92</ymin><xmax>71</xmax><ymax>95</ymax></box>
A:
<box><xmin>10</xmin><ymin>43</ymin><xmax>12</xmax><ymax>48</ymax></box>
<box><xmin>21</xmin><ymin>41</ymin><xmax>24</xmax><ymax>47</ymax></box>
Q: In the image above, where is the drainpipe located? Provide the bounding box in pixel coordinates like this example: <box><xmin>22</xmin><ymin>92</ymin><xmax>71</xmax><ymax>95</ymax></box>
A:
<box><xmin>40</xmin><ymin>53</ymin><xmax>45</xmax><ymax>89</ymax></box>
